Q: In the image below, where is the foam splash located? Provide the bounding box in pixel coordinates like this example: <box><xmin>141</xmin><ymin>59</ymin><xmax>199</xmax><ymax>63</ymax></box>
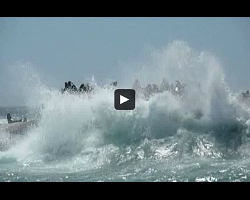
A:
<box><xmin>1</xmin><ymin>40</ymin><xmax>250</xmax><ymax>171</ymax></box>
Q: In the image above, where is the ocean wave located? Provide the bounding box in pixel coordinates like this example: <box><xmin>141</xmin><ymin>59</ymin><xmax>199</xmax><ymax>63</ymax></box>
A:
<box><xmin>1</xmin><ymin>40</ymin><xmax>250</xmax><ymax>181</ymax></box>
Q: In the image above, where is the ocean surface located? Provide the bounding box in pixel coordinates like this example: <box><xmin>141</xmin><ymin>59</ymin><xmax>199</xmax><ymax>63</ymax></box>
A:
<box><xmin>1</xmin><ymin>41</ymin><xmax>250</xmax><ymax>182</ymax></box>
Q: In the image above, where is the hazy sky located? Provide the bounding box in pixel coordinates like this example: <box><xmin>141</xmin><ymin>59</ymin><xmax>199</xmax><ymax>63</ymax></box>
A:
<box><xmin>0</xmin><ymin>17</ymin><xmax>249</xmax><ymax>106</ymax></box>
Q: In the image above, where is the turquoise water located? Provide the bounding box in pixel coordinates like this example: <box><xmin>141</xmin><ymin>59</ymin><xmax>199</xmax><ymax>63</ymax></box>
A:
<box><xmin>1</xmin><ymin>138</ymin><xmax>250</xmax><ymax>182</ymax></box>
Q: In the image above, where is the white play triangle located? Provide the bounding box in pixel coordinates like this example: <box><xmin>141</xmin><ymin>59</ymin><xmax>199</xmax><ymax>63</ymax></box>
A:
<box><xmin>120</xmin><ymin>95</ymin><xmax>129</xmax><ymax>104</ymax></box>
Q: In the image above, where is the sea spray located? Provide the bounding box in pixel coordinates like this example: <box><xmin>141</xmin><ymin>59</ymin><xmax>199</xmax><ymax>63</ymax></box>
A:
<box><xmin>1</xmin><ymin>40</ymin><xmax>250</xmax><ymax>181</ymax></box>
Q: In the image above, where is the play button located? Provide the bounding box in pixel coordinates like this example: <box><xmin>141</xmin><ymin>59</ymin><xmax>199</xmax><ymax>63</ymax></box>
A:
<box><xmin>115</xmin><ymin>89</ymin><xmax>135</xmax><ymax>110</ymax></box>
<box><xmin>120</xmin><ymin>95</ymin><xmax>129</xmax><ymax>104</ymax></box>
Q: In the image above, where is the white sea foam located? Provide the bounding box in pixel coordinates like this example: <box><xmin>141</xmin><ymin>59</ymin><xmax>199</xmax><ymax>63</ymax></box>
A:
<box><xmin>1</xmin><ymin>40</ymin><xmax>250</xmax><ymax>181</ymax></box>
